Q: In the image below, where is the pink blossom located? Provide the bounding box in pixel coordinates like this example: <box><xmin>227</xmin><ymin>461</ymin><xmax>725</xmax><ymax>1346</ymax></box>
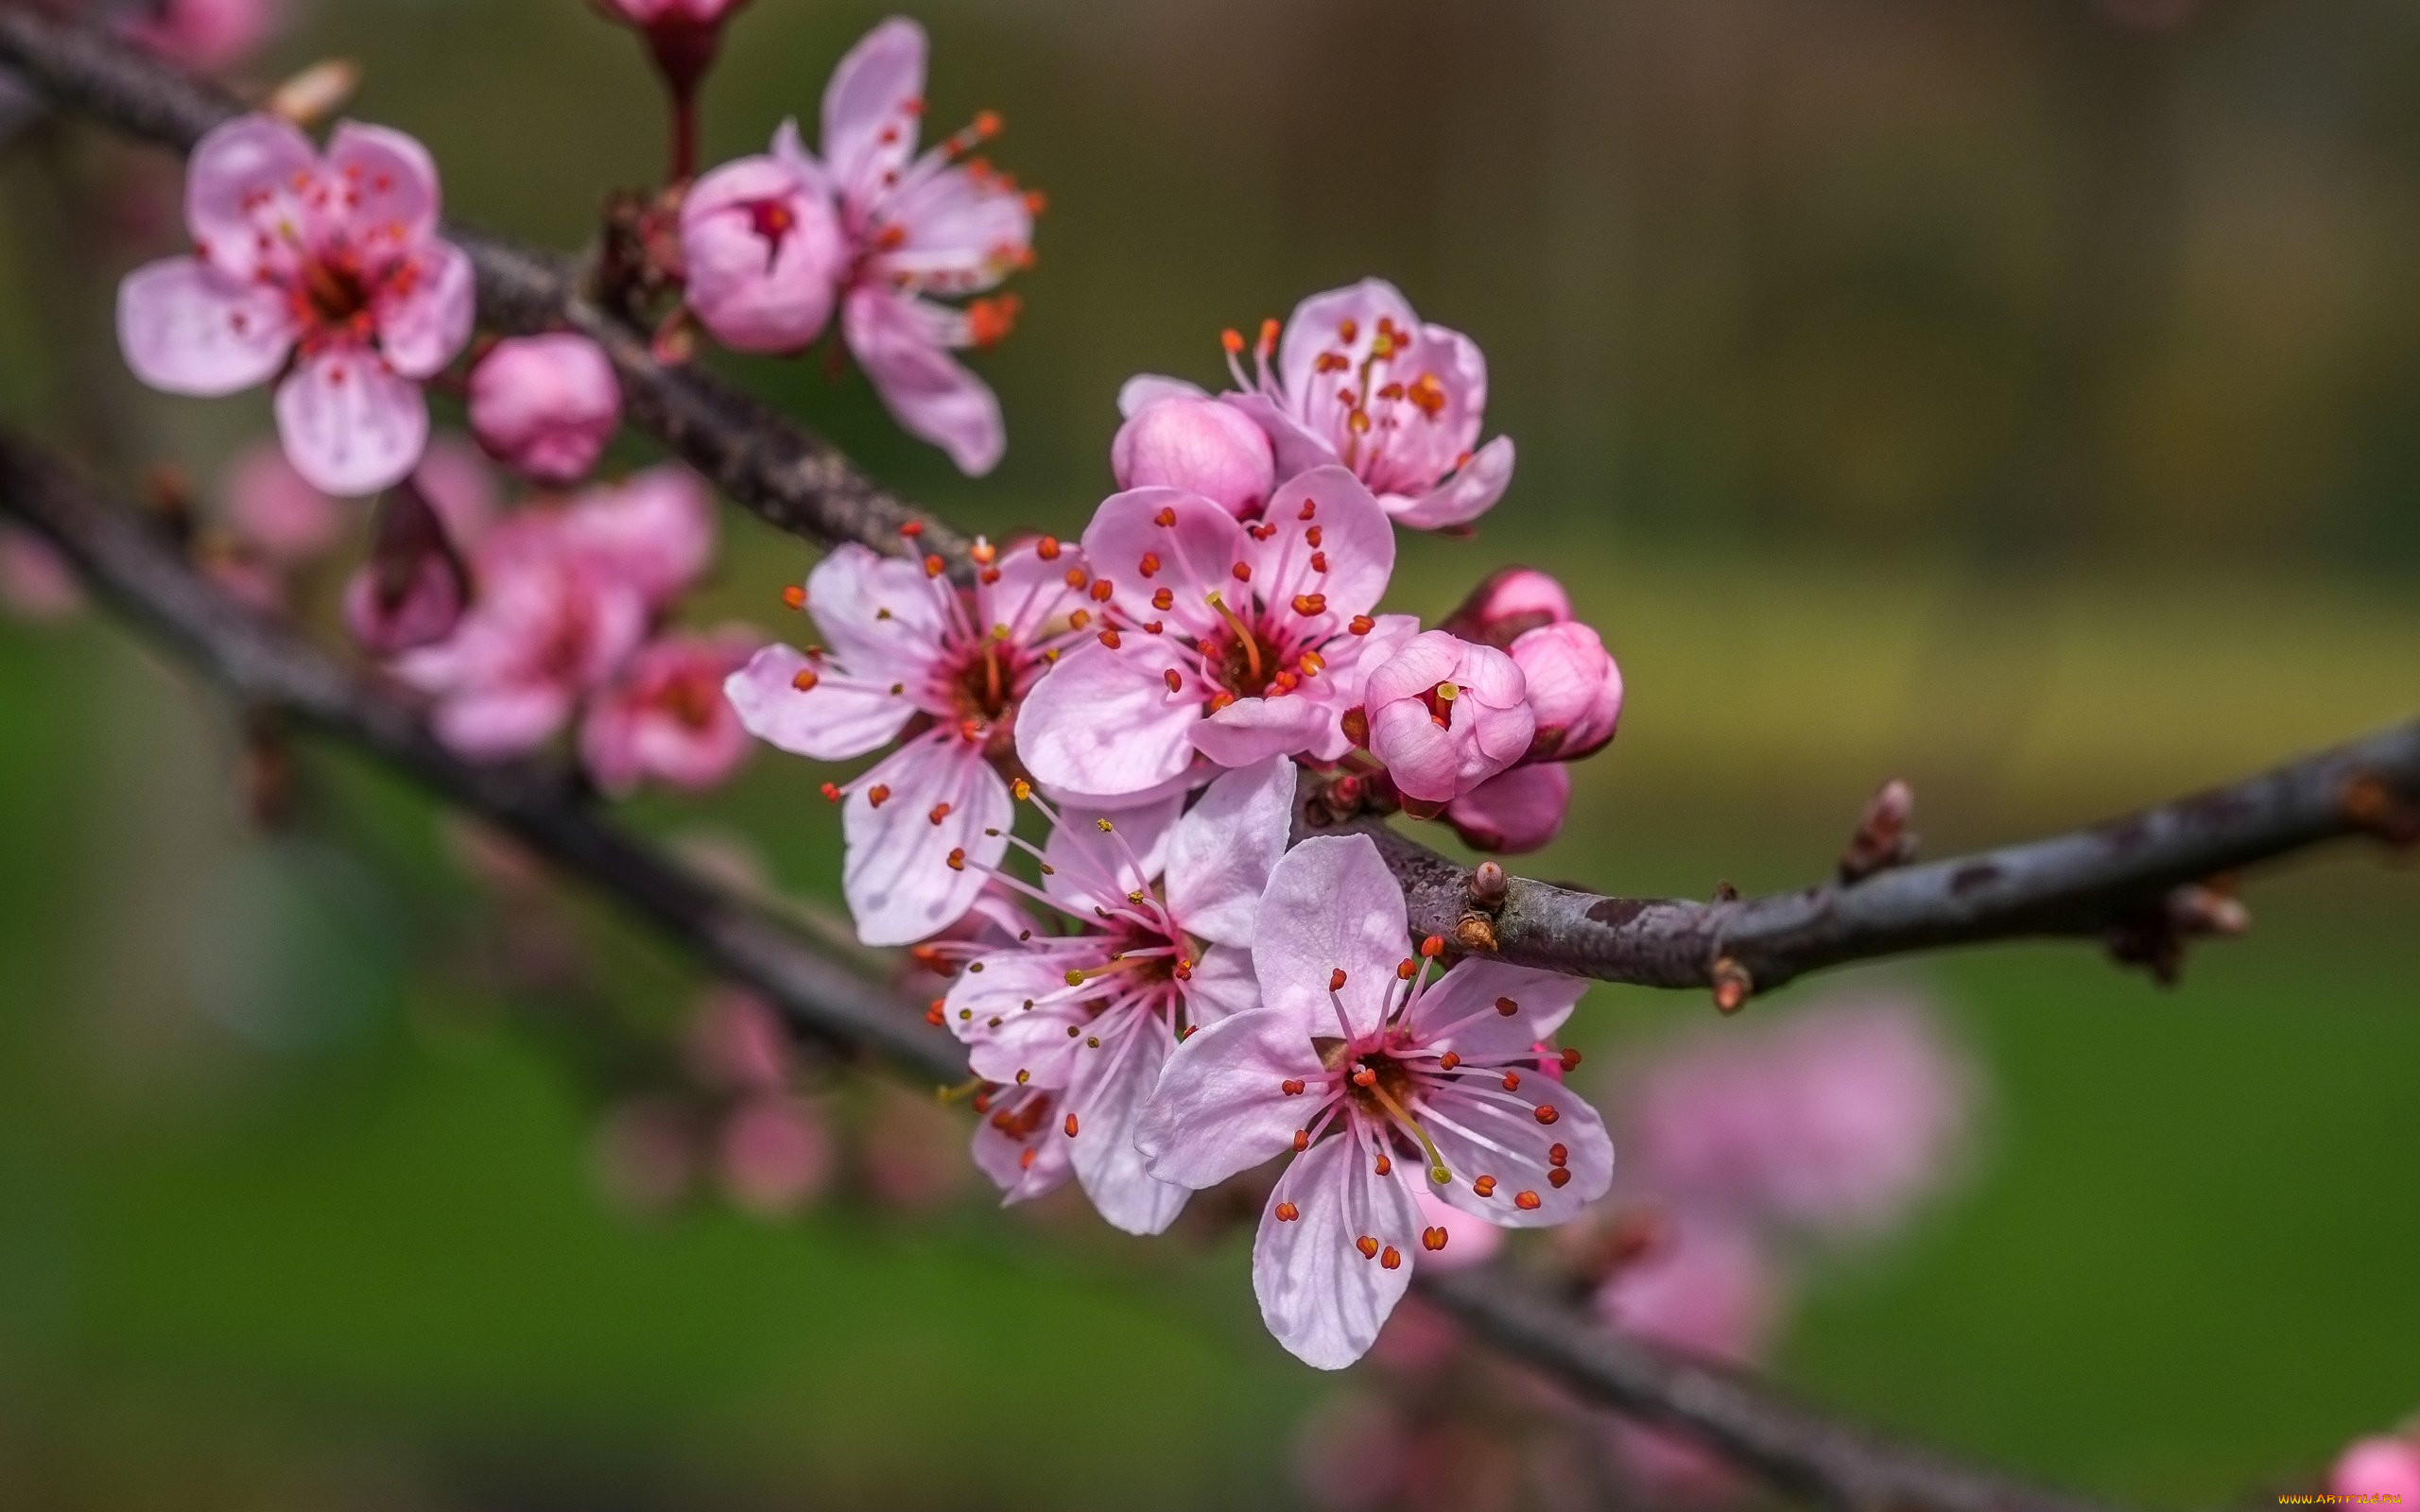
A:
<box><xmin>122</xmin><ymin>0</ymin><xmax>283</xmax><ymax>74</ymax></box>
<box><xmin>1508</xmin><ymin>620</ymin><xmax>1622</xmax><ymax>762</ymax></box>
<box><xmin>810</xmin><ymin>18</ymin><xmax>1039</xmax><ymax>474</ymax></box>
<box><xmin>218</xmin><ymin>440</ymin><xmax>342</xmax><ymax>565</ymax></box>
<box><xmin>1016</xmin><ymin>472</ymin><xmax>1418</xmax><ymax>802</ymax></box>
<box><xmin>1443</xmin><ymin>762</ymin><xmax>1570</xmax><ymax>854</ymax></box>
<box><xmin>342</xmin><ymin>472</ymin><xmax>470</xmax><ymax>655</ymax></box>
<box><xmin>2330</xmin><ymin>1437</ymin><xmax>2420</xmax><ymax>1501</ymax></box>
<box><xmin>411</xmin><ymin>435</ymin><xmax>505</xmax><ymax>543</ymax></box>
<box><xmin>598</xmin><ymin>0</ymin><xmax>749</xmax><ymax>22</ymax></box>
<box><xmin>679</xmin><ymin>121</ymin><xmax>848</xmax><ymax>354</ymax></box>
<box><xmin>1625</xmin><ymin>994</ymin><xmax>1974</xmax><ymax>1240</ymax></box>
<box><xmin>118</xmin><ymin>114</ymin><xmax>475</xmax><ymax>497</ymax></box>
<box><xmin>717</xmin><ymin>1095</ymin><xmax>836</xmax><ymax>1216</ymax></box>
<box><xmin>468</xmin><ymin>334</ymin><xmax>625</xmax><ymax>485</ymax></box>
<box><xmin>549</xmin><ymin>466</ymin><xmax>718</xmax><ymax>609</ymax></box>
<box><xmin>580</xmin><ymin>628</ymin><xmax>759</xmax><ymax>796</ymax></box>
<box><xmin>1363</xmin><ymin>630</ymin><xmax>1534</xmax><ymax>805</ymax></box>
<box><xmin>723</xmin><ymin>533</ymin><xmax>1086</xmax><ymax>946</ymax></box>
<box><xmin>684</xmin><ymin>984</ymin><xmax>792</xmax><ymax>1094</ymax></box>
<box><xmin>945</xmin><ymin>759</ymin><xmax>1295</xmax><ymax>1233</ymax></box>
<box><xmin>0</xmin><ymin>526</ymin><xmax>83</xmax><ymax>621</ymax></box>
<box><xmin>1135</xmin><ymin>279</ymin><xmax>1514</xmax><ymax>529</ymax></box>
<box><xmin>1111</xmin><ymin>391</ymin><xmax>1275</xmax><ymax>518</ymax></box>
<box><xmin>1136</xmin><ymin>834</ymin><xmax>1606</xmax><ymax>1368</ymax></box>
<box><xmin>1440</xmin><ymin>565</ymin><xmax>1571</xmax><ymax>647</ymax></box>
<box><xmin>1596</xmin><ymin>1218</ymin><xmax>1782</xmax><ymax>1502</ymax></box>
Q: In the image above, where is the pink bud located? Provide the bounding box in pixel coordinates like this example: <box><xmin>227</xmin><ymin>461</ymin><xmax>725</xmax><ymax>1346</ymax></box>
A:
<box><xmin>342</xmin><ymin>475</ymin><xmax>469</xmax><ymax>655</ymax></box>
<box><xmin>680</xmin><ymin>125</ymin><xmax>847</xmax><ymax>355</ymax></box>
<box><xmin>218</xmin><ymin>441</ymin><xmax>342</xmax><ymax>565</ymax></box>
<box><xmin>717</xmin><ymin>1095</ymin><xmax>836</xmax><ymax>1217</ymax></box>
<box><xmin>1443</xmin><ymin>762</ymin><xmax>1571</xmax><ymax>854</ymax></box>
<box><xmin>683</xmin><ymin>985</ymin><xmax>791</xmax><ymax>1094</ymax></box>
<box><xmin>1363</xmin><ymin>630</ymin><xmax>1534</xmax><ymax>805</ymax></box>
<box><xmin>1509</xmin><ymin>620</ymin><xmax>1622</xmax><ymax>762</ymax></box>
<box><xmin>1109</xmin><ymin>396</ymin><xmax>1275</xmax><ymax>518</ymax></box>
<box><xmin>599</xmin><ymin>0</ymin><xmax>749</xmax><ymax>20</ymax></box>
<box><xmin>121</xmin><ymin>0</ymin><xmax>282</xmax><ymax>74</ymax></box>
<box><xmin>468</xmin><ymin>335</ymin><xmax>624</xmax><ymax>486</ymax></box>
<box><xmin>2332</xmin><ymin>1438</ymin><xmax>2420</xmax><ymax>1502</ymax></box>
<box><xmin>1440</xmin><ymin>566</ymin><xmax>1571</xmax><ymax>648</ymax></box>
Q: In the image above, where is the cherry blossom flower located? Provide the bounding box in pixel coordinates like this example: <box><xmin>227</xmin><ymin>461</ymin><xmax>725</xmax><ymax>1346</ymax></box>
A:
<box><xmin>1443</xmin><ymin>761</ymin><xmax>1571</xmax><ymax>854</ymax></box>
<box><xmin>118</xmin><ymin>114</ymin><xmax>475</xmax><ymax>496</ymax></box>
<box><xmin>1111</xmin><ymin>391</ymin><xmax>1275</xmax><ymax>518</ymax></box>
<box><xmin>469</xmin><ymin>334</ymin><xmax>625</xmax><ymax>485</ymax></box>
<box><xmin>218</xmin><ymin>439</ymin><xmax>342</xmax><ymax>565</ymax></box>
<box><xmin>1440</xmin><ymin>565</ymin><xmax>1571</xmax><ymax>646</ymax></box>
<box><xmin>2331</xmin><ymin>1436</ymin><xmax>2420</xmax><ymax>1501</ymax></box>
<box><xmin>391</xmin><ymin>468</ymin><xmax>714</xmax><ymax>759</ymax></box>
<box><xmin>1362</xmin><ymin>630</ymin><xmax>1534</xmax><ymax>805</ymax></box>
<box><xmin>723</xmin><ymin>531</ymin><xmax>1086</xmax><ymax>946</ymax></box>
<box><xmin>679</xmin><ymin>121</ymin><xmax>848</xmax><ymax>354</ymax></box>
<box><xmin>1136</xmin><ymin>833</ymin><xmax>1608</xmax><ymax>1368</ymax></box>
<box><xmin>812</xmin><ymin>18</ymin><xmax>1040</xmax><ymax>474</ymax></box>
<box><xmin>943</xmin><ymin>758</ymin><xmax>1295</xmax><ymax>1233</ymax></box>
<box><xmin>122</xmin><ymin>0</ymin><xmax>283</xmax><ymax>74</ymax></box>
<box><xmin>580</xmin><ymin>628</ymin><xmax>760</xmax><ymax>796</ymax></box>
<box><xmin>1507</xmin><ymin>620</ymin><xmax>1621</xmax><ymax>763</ymax></box>
<box><xmin>1132</xmin><ymin>279</ymin><xmax>1514</xmax><ymax>530</ymax></box>
<box><xmin>717</xmin><ymin>1094</ymin><xmax>837</xmax><ymax>1216</ymax></box>
<box><xmin>1016</xmin><ymin>471</ymin><xmax>1419</xmax><ymax>803</ymax></box>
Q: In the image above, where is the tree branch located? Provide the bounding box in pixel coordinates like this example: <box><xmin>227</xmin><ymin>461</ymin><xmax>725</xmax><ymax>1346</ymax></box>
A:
<box><xmin>0</xmin><ymin>429</ymin><xmax>2125</xmax><ymax>1512</ymax></box>
<box><xmin>0</xmin><ymin>4</ymin><xmax>974</xmax><ymax>568</ymax></box>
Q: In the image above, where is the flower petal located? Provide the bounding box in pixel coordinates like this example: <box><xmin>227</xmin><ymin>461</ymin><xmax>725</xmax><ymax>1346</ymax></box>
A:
<box><xmin>1252</xmin><ymin>834</ymin><xmax>1406</xmax><ymax>1040</ymax></box>
<box><xmin>725</xmin><ymin>643</ymin><xmax>916</xmax><ymax>762</ymax></box>
<box><xmin>184</xmin><ymin>113</ymin><xmax>317</xmax><ymax>282</ymax></box>
<box><xmin>117</xmin><ymin>257</ymin><xmax>294</xmax><ymax>396</ymax></box>
<box><xmin>803</xmin><ymin>541</ymin><xmax>951</xmax><ymax>691</ymax></box>
<box><xmin>1117</xmin><ymin>372</ymin><xmax>1207</xmax><ymax>420</ymax></box>
<box><xmin>1164</xmin><ymin>755</ymin><xmax>1296</xmax><ymax>946</ymax></box>
<box><xmin>969</xmin><ymin>1090</ymin><xmax>1072</xmax><ymax>1204</ymax></box>
<box><xmin>559</xmin><ymin>466</ymin><xmax>717</xmax><ymax>610</ymax></box>
<box><xmin>1042</xmin><ymin>792</ymin><xmax>1182</xmax><ymax>911</ymax></box>
<box><xmin>842</xmin><ymin>286</ymin><xmax>1003</xmax><ymax>475</ymax></box>
<box><xmin>1134</xmin><ymin>1007</ymin><xmax>1320</xmax><ymax>1189</ymax></box>
<box><xmin>821</xmin><ymin>16</ymin><xmax>926</xmax><ymax>198</ymax></box>
<box><xmin>273</xmin><ymin>350</ymin><xmax>428</xmax><ymax>497</ymax></box>
<box><xmin>429</xmin><ymin>681</ymin><xmax>574</xmax><ymax>760</ymax></box>
<box><xmin>1015</xmin><ymin>638</ymin><xmax>1201</xmax><ymax>800</ymax></box>
<box><xmin>1276</xmin><ymin>279</ymin><xmax>1422</xmax><ymax>416</ymax></box>
<box><xmin>1067</xmin><ymin>1017</ymin><xmax>1190</xmax><ymax>1235</ymax></box>
<box><xmin>1190</xmin><ymin>690</ymin><xmax>1338</xmax><ymax>770</ymax></box>
<box><xmin>947</xmin><ymin>946</ymin><xmax>1096</xmax><ymax>1086</ymax></box>
<box><xmin>325</xmin><ymin>120</ymin><xmax>442</xmax><ymax>242</ymax></box>
<box><xmin>841</xmin><ymin>734</ymin><xmax>1012</xmax><ymax>946</ymax></box>
<box><xmin>1078</xmin><ymin>486</ymin><xmax>1241</xmax><ymax>640</ymax></box>
<box><xmin>1422</xmin><ymin>1079</ymin><xmax>1613</xmax><ymax>1228</ymax></box>
<box><xmin>374</xmin><ymin>237</ymin><xmax>475</xmax><ymax>380</ymax></box>
<box><xmin>1390</xmin><ymin>434</ymin><xmax>1514</xmax><ymax>531</ymax></box>
<box><xmin>1248</xmin><ymin>465</ymin><xmax>1394</xmax><ymax>624</ymax></box>
<box><xmin>1253</xmin><ymin>1128</ymin><xmax>1423</xmax><ymax>1369</ymax></box>
<box><xmin>1183</xmin><ymin>942</ymin><xmax>1259</xmax><ymax>1025</ymax></box>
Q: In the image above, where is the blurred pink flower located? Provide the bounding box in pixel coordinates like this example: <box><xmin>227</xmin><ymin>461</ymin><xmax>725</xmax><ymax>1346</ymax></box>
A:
<box><xmin>0</xmin><ymin>526</ymin><xmax>83</xmax><ymax>621</ymax></box>
<box><xmin>591</xmin><ymin>1096</ymin><xmax>700</xmax><ymax>1214</ymax></box>
<box><xmin>683</xmin><ymin>984</ymin><xmax>792</xmax><ymax>1095</ymax></box>
<box><xmin>1440</xmin><ymin>565</ymin><xmax>1571</xmax><ymax>648</ymax></box>
<box><xmin>118</xmin><ymin>114</ymin><xmax>475</xmax><ymax>496</ymax></box>
<box><xmin>412</xmin><ymin>435</ymin><xmax>504</xmax><ymax>543</ymax></box>
<box><xmin>1363</xmin><ymin>629</ymin><xmax>1534</xmax><ymax>805</ymax></box>
<box><xmin>122</xmin><ymin>0</ymin><xmax>284</xmax><ymax>74</ymax></box>
<box><xmin>1110</xmin><ymin>390</ymin><xmax>1275</xmax><ymax>518</ymax></box>
<box><xmin>469</xmin><ymin>334</ymin><xmax>625</xmax><ymax>486</ymax></box>
<box><xmin>342</xmin><ymin>472</ymin><xmax>470</xmax><ymax>655</ymax></box>
<box><xmin>1509</xmin><ymin>619</ymin><xmax>1622</xmax><ymax>763</ymax></box>
<box><xmin>1626</xmin><ymin>994</ymin><xmax>1975</xmax><ymax>1240</ymax></box>
<box><xmin>2331</xmin><ymin>1437</ymin><xmax>2420</xmax><ymax>1501</ymax></box>
<box><xmin>598</xmin><ymin>0</ymin><xmax>749</xmax><ymax>21</ymax></box>
<box><xmin>1596</xmin><ymin>1218</ymin><xmax>1783</xmax><ymax>1503</ymax></box>
<box><xmin>679</xmin><ymin>122</ymin><xmax>849</xmax><ymax>354</ymax></box>
<box><xmin>1443</xmin><ymin>761</ymin><xmax>1570</xmax><ymax>855</ymax></box>
<box><xmin>579</xmin><ymin>628</ymin><xmax>759</xmax><ymax>796</ymax></box>
<box><xmin>717</xmin><ymin>1095</ymin><xmax>837</xmax><ymax>1216</ymax></box>
<box><xmin>218</xmin><ymin>439</ymin><xmax>342</xmax><ymax>565</ymax></box>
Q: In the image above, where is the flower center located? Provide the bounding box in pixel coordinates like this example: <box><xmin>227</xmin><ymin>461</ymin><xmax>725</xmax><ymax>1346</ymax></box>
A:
<box><xmin>300</xmin><ymin>254</ymin><xmax>372</xmax><ymax>326</ymax></box>
<box><xmin>662</xmin><ymin>667</ymin><xmax>724</xmax><ymax>730</ymax></box>
<box><xmin>1419</xmin><ymin>680</ymin><xmax>1461</xmax><ymax>729</ymax></box>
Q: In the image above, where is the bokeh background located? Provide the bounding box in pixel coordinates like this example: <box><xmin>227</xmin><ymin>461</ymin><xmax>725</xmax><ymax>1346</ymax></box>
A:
<box><xmin>3</xmin><ymin>0</ymin><xmax>2418</xmax><ymax>1506</ymax></box>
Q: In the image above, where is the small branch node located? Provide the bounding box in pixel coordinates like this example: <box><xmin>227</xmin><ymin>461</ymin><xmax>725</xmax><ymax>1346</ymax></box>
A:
<box><xmin>1710</xmin><ymin>955</ymin><xmax>1753</xmax><ymax>1014</ymax></box>
<box><xmin>1451</xmin><ymin>911</ymin><xmax>1500</xmax><ymax>954</ymax></box>
<box><xmin>1467</xmin><ymin>859</ymin><xmax>1509</xmax><ymax>910</ymax></box>
<box><xmin>1839</xmin><ymin>777</ymin><xmax>1918</xmax><ymax>883</ymax></box>
<box><xmin>2342</xmin><ymin>771</ymin><xmax>2420</xmax><ymax>847</ymax></box>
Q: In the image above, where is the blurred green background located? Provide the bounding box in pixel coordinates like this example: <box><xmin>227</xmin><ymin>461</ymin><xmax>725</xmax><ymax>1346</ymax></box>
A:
<box><xmin>4</xmin><ymin>0</ymin><xmax>2418</xmax><ymax>1506</ymax></box>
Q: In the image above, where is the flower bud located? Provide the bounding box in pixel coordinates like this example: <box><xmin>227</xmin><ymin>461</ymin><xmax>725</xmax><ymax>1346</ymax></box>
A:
<box><xmin>1439</xmin><ymin>565</ymin><xmax>1571</xmax><ymax>649</ymax></box>
<box><xmin>469</xmin><ymin>335</ymin><xmax>625</xmax><ymax>486</ymax></box>
<box><xmin>121</xmin><ymin>0</ymin><xmax>281</xmax><ymax>74</ymax></box>
<box><xmin>1109</xmin><ymin>396</ymin><xmax>1275</xmax><ymax>518</ymax></box>
<box><xmin>342</xmin><ymin>475</ymin><xmax>468</xmax><ymax>655</ymax></box>
<box><xmin>2331</xmin><ymin>1438</ymin><xmax>2420</xmax><ymax>1502</ymax></box>
<box><xmin>680</xmin><ymin>124</ymin><xmax>846</xmax><ymax>355</ymax></box>
<box><xmin>218</xmin><ymin>441</ymin><xmax>341</xmax><ymax>565</ymax></box>
<box><xmin>1443</xmin><ymin>761</ymin><xmax>1571</xmax><ymax>854</ymax></box>
<box><xmin>1508</xmin><ymin>620</ymin><xmax>1622</xmax><ymax>762</ymax></box>
<box><xmin>1363</xmin><ymin>629</ymin><xmax>1534</xmax><ymax>804</ymax></box>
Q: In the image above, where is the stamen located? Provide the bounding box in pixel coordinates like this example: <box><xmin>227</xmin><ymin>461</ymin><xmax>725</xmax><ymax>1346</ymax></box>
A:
<box><xmin>1364</xmin><ymin>1075</ymin><xmax>1452</xmax><ymax>1185</ymax></box>
<box><xmin>1202</xmin><ymin>591</ymin><xmax>1263</xmax><ymax>685</ymax></box>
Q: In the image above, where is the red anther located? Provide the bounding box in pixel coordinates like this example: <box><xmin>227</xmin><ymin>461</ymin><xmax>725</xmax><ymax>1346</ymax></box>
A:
<box><xmin>1298</xmin><ymin>498</ymin><xmax>1318</xmax><ymax>522</ymax></box>
<box><xmin>1221</xmin><ymin>329</ymin><xmax>1246</xmax><ymax>354</ymax></box>
<box><xmin>869</xmin><ymin>784</ymin><xmax>892</xmax><ymax>807</ymax></box>
<box><xmin>970</xmin><ymin>540</ymin><xmax>997</xmax><ymax>566</ymax></box>
<box><xmin>1164</xmin><ymin>668</ymin><xmax>1184</xmax><ymax>694</ymax></box>
<box><xmin>900</xmin><ymin>521</ymin><xmax>925</xmax><ymax>539</ymax></box>
<box><xmin>1501</xmin><ymin>1072</ymin><xmax>1521</xmax><ymax>1091</ymax></box>
<box><xmin>1340</xmin><ymin>708</ymin><xmax>1371</xmax><ymax>747</ymax></box>
<box><xmin>1098</xmin><ymin>629</ymin><xmax>1122</xmax><ymax>649</ymax></box>
<box><xmin>1037</xmin><ymin>536</ymin><xmax>1062</xmax><ymax>560</ymax></box>
<box><xmin>1349</xmin><ymin>615</ymin><xmax>1375</xmax><ymax>635</ymax></box>
<box><xmin>1422</xmin><ymin>1227</ymin><xmax>1448</xmax><ymax>1252</ymax></box>
<box><xmin>1438</xmin><ymin>1051</ymin><xmax>1461</xmax><ymax>1071</ymax></box>
<box><xmin>1231</xmin><ymin>562</ymin><xmax>1252</xmax><ymax>582</ymax></box>
<box><xmin>1547</xmin><ymin>1168</ymin><xmax>1572</xmax><ymax>1189</ymax></box>
<box><xmin>1258</xmin><ymin>317</ymin><xmax>1281</xmax><ymax>352</ymax></box>
<box><xmin>1309</xmin><ymin>551</ymin><xmax>1328</xmax><ymax>574</ymax></box>
<box><xmin>971</xmin><ymin>1091</ymin><xmax>994</xmax><ymax>1114</ymax></box>
<box><xmin>946</xmin><ymin>849</ymin><xmax>967</xmax><ymax>870</ymax></box>
<box><xmin>974</xmin><ymin>109</ymin><xmax>1004</xmax><ymax>138</ymax></box>
<box><xmin>1089</xmin><ymin>578</ymin><xmax>1115</xmax><ymax>603</ymax></box>
<box><xmin>1018</xmin><ymin>1147</ymin><xmax>1038</xmax><ymax>1171</ymax></box>
<box><xmin>1294</xmin><ymin>1128</ymin><xmax>1311</xmax><ymax>1152</ymax></box>
<box><xmin>1070</xmin><ymin>609</ymin><xmax>1093</xmax><ymax>629</ymax></box>
<box><xmin>1356</xmin><ymin>1235</ymin><xmax>1380</xmax><ymax>1260</ymax></box>
<box><xmin>1151</xmin><ymin>588</ymin><xmax>1175</xmax><ymax>611</ymax></box>
<box><xmin>1204</xmin><ymin>690</ymin><xmax>1236</xmax><ymax>713</ymax></box>
<box><xmin>927</xmin><ymin>802</ymin><xmax>954</xmax><ymax>825</ymax></box>
<box><xmin>1533</xmin><ymin>1105</ymin><xmax>1560</xmax><ymax>1125</ymax></box>
<box><xmin>979</xmin><ymin>567</ymin><xmax>1001</xmax><ymax>585</ymax></box>
<box><xmin>1396</xmin><ymin>958</ymin><xmax>1417</xmax><ymax>980</ymax></box>
<box><xmin>1329</xmin><ymin>968</ymin><xmax>1348</xmax><ymax>991</ymax></box>
<box><xmin>1548</xmin><ymin>1143</ymin><xmax>1568</xmax><ymax>1166</ymax></box>
<box><xmin>924</xmin><ymin>554</ymin><xmax>946</xmax><ymax>577</ymax></box>
<box><xmin>1270</xmin><ymin>671</ymin><xmax>1300</xmax><ymax>696</ymax></box>
<box><xmin>1064</xmin><ymin>567</ymin><xmax>1088</xmax><ymax>589</ymax></box>
<box><xmin>1138</xmin><ymin>552</ymin><xmax>1161</xmax><ymax>577</ymax></box>
<box><xmin>1380</xmin><ymin>1246</ymin><xmax>1402</xmax><ymax>1270</ymax></box>
<box><xmin>820</xmin><ymin>782</ymin><xmax>842</xmax><ymax>802</ymax></box>
<box><xmin>1514</xmin><ymin>1190</ymin><xmax>1543</xmax><ymax>1211</ymax></box>
<box><xmin>925</xmin><ymin>1000</ymin><xmax>944</xmax><ymax>1025</ymax></box>
<box><xmin>1244</xmin><ymin>521</ymin><xmax>1274</xmax><ymax>541</ymax></box>
<box><xmin>1178</xmin><ymin>1023</ymin><xmax>1197</xmax><ymax>1040</ymax></box>
<box><xmin>1305</xmin><ymin>524</ymin><xmax>1323</xmax><ymax>547</ymax></box>
<box><xmin>781</xmin><ymin>585</ymin><xmax>806</xmax><ymax>610</ymax></box>
<box><xmin>1374</xmin><ymin>1154</ymin><xmax>1392</xmax><ymax>1177</ymax></box>
<box><xmin>1420</xmin><ymin>936</ymin><xmax>1446</xmax><ymax>958</ymax></box>
<box><xmin>1023</xmin><ymin>189</ymin><xmax>1049</xmax><ymax>215</ymax></box>
<box><xmin>1338</xmin><ymin>318</ymin><xmax>1359</xmax><ymax>343</ymax></box>
<box><xmin>1292</xmin><ymin>593</ymin><xmax>1327</xmax><ymax>616</ymax></box>
<box><xmin>1351</xmin><ymin>1066</ymin><xmax>1376</xmax><ymax>1088</ymax></box>
<box><xmin>1495</xmin><ymin>997</ymin><xmax>1518</xmax><ymax>1017</ymax></box>
<box><xmin>1560</xmin><ymin>1047</ymin><xmax>1583</xmax><ymax>1073</ymax></box>
<box><xmin>1298</xmin><ymin>651</ymin><xmax>1325</xmax><ymax>677</ymax></box>
<box><xmin>1275</xmin><ymin>1201</ymin><xmax>1301</xmax><ymax>1222</ymax></box>
<box><xmin>790</xmin><ymin>669</ymin><xmax>820</xmax><ymax>695</ymax></box>
<box><xmin>1154</xmin><ymin>507</ymin><xmax>1178</xmax><ymax>527</ymax></box>
<box><xmin>1281</xmin><ymin>1078</ymin><xmax>1305</xmax><ymax>1095</ymax></box>
<box><xmin>1063</xmin><ymin>1113</ymin><xmax>1079</xmax><ymax>1137</ymax></box>
<box><xmin>1473</xmin><ymin>1175</ymin><xmax>1497</xmax><ymax>1198</ymax></box>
